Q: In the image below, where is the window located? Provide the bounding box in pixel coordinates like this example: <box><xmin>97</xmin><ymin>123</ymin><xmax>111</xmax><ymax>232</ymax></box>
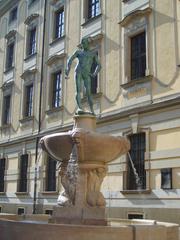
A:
<box><xmin>128</xmin><ymin>213</ymin><xmax>144</xmax><ymax>219</ymax></box>
<box><xmin>25</xmin><ymin>84</ymin><xmax>33</xmax><ymax>117</ymax></box>
<box><xmin>0</xmin><ymin>158</ymin><xmax>6</xmax><ymax>192</ymax></box>
<box><xmin>6</xmin><ymin>42</ymin><xmax>14</xmax><ymax>70</ymax></box>
<box><xmin>52</xmin><ymin>71</ymin><xmax>62</xmax><ymax>108</ymax></box>
<box><xmin>127</xmin><ymin>133</ymin><xmax>146</xmax><ymax>190</ymax></box>
<box><xmin>3</xmin><ymin>95</ymin><xmax>11</xmax><ymax>125</ymax></box>
<box><xmin>45</xmin><ymin>157</ymin><xmax>56</xmax><ymax>191</ymax></box>
<box><xmin>45</xmin><ymin>209</ymin><xmax>53</xmax><ymax>215</ymax></box>
<box><xmin>27</xmin><ymin>27</ymin><xmax>36</xmax><ymax>56</ymax></box>
<box><xmin>9</xmin><ymin>6</ymin><xmax>17</xmax><ymax>23</ymax></box>
<box><xmin>161</xmin><ymin>168</ymin><xmax>172</xmax><ymax>189</ymax></box>
<box><xmin>131</xmin><ymin>32</ymin><xmax>146</xmax><ymax>80</ymax></box>
<box><xmin>54</xmin><ymin>8</ymin><xmax>64</xmax><ymax>39</ymax></box>
<box><xmin>88</xmin><ymin>0</ymin><xmax>100</xmax><ymax>19</ymax></box>
<box><xmin>17</xmin><ymin>207</ymin><xmax>25</xmax><ymax>215</ymax></box>
<box><xmin>18</xmin><ymin>154</ymin><xmax>28</xmax><ymax>192</ymax></box>
<box><xmin>0</xmin><ymin>206</ymin><xmax>2</xmax><ymax>213</ymax></box>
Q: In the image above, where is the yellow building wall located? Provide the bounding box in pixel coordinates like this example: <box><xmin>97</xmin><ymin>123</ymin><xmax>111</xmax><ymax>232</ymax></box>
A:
<box><xmin>150</xmin><ymin>128</ymin><xmax>180</xmax><ymax>151</ymax></box>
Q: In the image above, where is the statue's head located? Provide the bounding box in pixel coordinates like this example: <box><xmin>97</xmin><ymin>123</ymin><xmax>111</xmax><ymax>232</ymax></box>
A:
<box><xmin>80</xmin><ymin>37</ymin><xmax>91</xmax><ymax>50</ymax></box>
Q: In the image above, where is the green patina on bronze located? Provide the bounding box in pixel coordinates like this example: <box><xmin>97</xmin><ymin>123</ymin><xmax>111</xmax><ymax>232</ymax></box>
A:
<box><xmin>65</xmin><ymin>37</ymin><xmax>101</xmax><ymax>115</ymax></box>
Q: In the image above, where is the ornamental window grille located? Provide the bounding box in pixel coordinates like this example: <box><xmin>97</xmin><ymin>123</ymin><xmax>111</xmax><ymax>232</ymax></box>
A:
<box><xmin>127</xmin><ymin>133</ymin><xmax>146</xmax><ymax>190</ymax></box>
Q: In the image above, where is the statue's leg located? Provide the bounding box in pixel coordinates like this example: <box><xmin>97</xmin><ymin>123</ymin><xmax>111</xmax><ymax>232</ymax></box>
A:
<box><xmin>75</xmin><ymin>73</ymin><xmax>83</xmax><ymax>111</ymax></box>
<box><xmin>84</xmin><ymin>77</ymin><xmax>94</xmax><ymax>114</ymax></box>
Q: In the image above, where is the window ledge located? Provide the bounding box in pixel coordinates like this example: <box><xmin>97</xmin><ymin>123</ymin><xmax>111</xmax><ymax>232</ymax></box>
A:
<box><xmin>24</xmin><ymin>52</ymin><xmax>37</xmax><ymax>61</ymax></box>
<box><xmin>81</xmin><ymin>13</ymin><xmax>102</xmax><ymax>27</ymax></box>
<box><xmin>41</xmin><ymin>191</ymin><xmax>58</xmax><ymax>195</ymax></box>
<box><xmin>15</xmin><ymin>192</ymin><xmax>29</xmax><ymax>195</ymax></box>
<box><xmin>45</xmin><ymin>106</ymin><xmax>64</xmax><ymax>115</ymax></box>
<box><xmin>19</xmin><ymin>116</ymin><xmax>34</xmax><ymax>124</ymax></box>
<box><xmin>81</xmin><ymin>92</ymin><xmax>102</xmax><ymax>103</ymax></box>
<box><xmin>120</xmin><ymin>189</ymin><xmax>151</xmax><ymax>194</ymax></box>
<box><xmin>121</xmin><ymin>75</ymin><xmax>153</xmax><ymax>89</ymax></box>
<box><xmin>4</xmin><ymin>66</ymin><xmax>14</xmax><ymax>74</ymax></box>
<box><xmin>50</xmin><ymin>35</ymin><xmax>65</xmax><ymax>46</ymax></box>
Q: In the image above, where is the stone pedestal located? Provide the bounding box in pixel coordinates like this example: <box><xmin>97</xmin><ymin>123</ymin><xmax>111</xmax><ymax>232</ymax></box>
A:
<box><xmin>40</xmin><ymin>114</ymin><xmax>130</xmax><ymax>225</ymax></box>
<box><xmin>51</xmin><ymin>115</ymin><xmax>107</xmax><ymax>225</ymax></box>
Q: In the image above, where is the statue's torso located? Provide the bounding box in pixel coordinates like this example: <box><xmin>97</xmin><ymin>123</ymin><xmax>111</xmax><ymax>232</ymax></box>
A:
<box><xmin>76</xmin><ymin>50</ymin><xmax>95</xmax><ymax>74</ymax></box>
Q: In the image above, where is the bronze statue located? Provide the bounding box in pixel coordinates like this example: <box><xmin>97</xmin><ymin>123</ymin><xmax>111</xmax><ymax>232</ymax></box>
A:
<box><xmin>65</xmin><ymin>37</ymin><xmax>101</xmax><ymax>115</ymax></box>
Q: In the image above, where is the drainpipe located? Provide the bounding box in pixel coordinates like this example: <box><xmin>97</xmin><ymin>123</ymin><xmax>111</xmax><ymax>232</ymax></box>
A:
<box><xmin>33</xmin><ymin>0</ymin><xmax>47</xmax><ymax>214</ymax></box>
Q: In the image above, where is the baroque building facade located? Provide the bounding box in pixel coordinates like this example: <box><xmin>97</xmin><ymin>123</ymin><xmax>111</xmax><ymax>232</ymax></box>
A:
<box><xmin>0</xmin><ymin>0</ymin><xmax>180</xmax><ymax>223</ymax></box>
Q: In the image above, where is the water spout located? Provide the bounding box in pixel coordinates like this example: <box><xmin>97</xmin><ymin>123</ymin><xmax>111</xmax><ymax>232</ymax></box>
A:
<box><xmin>127</xmin><ymin>152</ymin><xmax>142</xmax><ymax>190</ymax></box>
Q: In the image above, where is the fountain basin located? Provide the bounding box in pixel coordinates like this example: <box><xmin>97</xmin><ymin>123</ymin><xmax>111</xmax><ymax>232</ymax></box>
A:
<box><xmin>0</xmin><ymin>214</ymin><xmax>179</xmax><ymax>240</ymax></box>
<box><xmin>40</xmin><ymin>128</ymin><xmax>130</xmax><ymax>163</ymax></box>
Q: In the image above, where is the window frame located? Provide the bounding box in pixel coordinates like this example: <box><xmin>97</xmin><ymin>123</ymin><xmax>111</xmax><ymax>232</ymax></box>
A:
<box><xmin>2</xmin><ymin>95</ymin><xmax>11</xmax><ymax>125</ymax></box>
<box><xmin>17</xmin><ymin>154</ymin><xmax>29</xmax><ymax>193</ymax></box>
<box><xmin>24</xmin><ymin>84</ymin><xmax>34</xmax><ymax>118</ymax></box>
<box><xmin>26</xmin><ymin>26</ymin><xmax>37</xmax><ymax>57</ymax></box>
<box><xmin>45</xmin><ymin>157</ymin><xmax>57</xmax><ymax>192</ymax></box>
<box><xmin>126</xmin><ymin>132</ymin><xmax>146</xmax><ymax>190</ymax></box>
<box><xmin>121</xmin><ymin>13</ymin><xmax>150</xmax><ymax>84</ymax></box>
<box><xmin>0</xmin><ymin>158</ymin><xmax>6</xmax><ymax>193</ymax></box>
<box><xmin>5</xmin><ymin>41</ymin><xmax>15</xmax><ymax>71</ymax></box>
<box><xmin>87</xmin><ymin>0</ymin><xmax>100</xmax><ymax>20</ymax></box>
<box><xmin>130</xmin><ymin>31</ymin><xmax>146</xmax><ymax>80</ymax></box>
<box><xmin>17</xmin><ymin>207</ymin><xmax>25</xmax><ymax>215</ymax></box>
<box><xmin>54</xmin><ymin>7</ymin><xmax>65</xmax><ymax>40</ymax></box>
<box><xmin>51</xmin><ymin>71</ymin><xmax>62</xmax><ymax>109</ymax></box>
<box><xmin>161</xmin><ymin>168</ymin><xmax>172</xmax><ymax>190</ymax></box>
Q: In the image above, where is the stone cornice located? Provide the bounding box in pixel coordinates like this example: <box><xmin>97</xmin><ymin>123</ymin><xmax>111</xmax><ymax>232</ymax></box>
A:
<box><xmin>24</xmin><ymin>13</ymin><xmax>39</xmax><ymax>25</ymax></box>
<box><xmin>5</xmin><ymin>30</ymin><xmax>17</xmax><ymax>40</ymax></box>
<box><xmin>21</xmin><ymin>68</ymin><xmax>37</xmax><ymax>79</ymax></box>
<box><xmin>119</xmin><ymin>7</ymin><xmax>152</xmax><ymax>27</ymax></box>
<box><xmin>1</xmin><ymin>79</ymin><xmax>14</xmax><ymax>91</ymax></box>
<box><xmin>77</xmin><ymin>33</ymin><xmax>104</xmax><ymax>48</ymax></box>
<box><xmin>46</xmin><ymin>53</ymin><xmax>66</xmax><ymax>65</ymax></box>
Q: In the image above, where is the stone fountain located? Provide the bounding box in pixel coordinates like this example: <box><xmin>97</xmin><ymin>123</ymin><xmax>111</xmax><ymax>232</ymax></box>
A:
<box><xmin>0</xmin><ymin>37</ymin><xmax>179</xmax><ymax>240</ymax></box>
<box><xmin>40</xmin><ymin>114</ymin><xmax>130</xmax><ymax>225</ymax></box>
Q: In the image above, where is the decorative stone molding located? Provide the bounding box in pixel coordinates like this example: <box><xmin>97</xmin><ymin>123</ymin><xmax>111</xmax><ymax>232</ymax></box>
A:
<box><xmin>5</xmin><ymin>30</ymin><xmax>16</xmax><ymax>41</ymax></box>
<box><xmin>119</xmin><ymin>7</ymin><xmax>152</xmax><ymax>27</ymax></box>
<box><xmin>129</xmin><ymin>114</ymin><xmax>139</xmax><ymax>134</ymax></box>
<box><xmin>46</xmin><ymin>53</ymin><xmax>66</xmax><ymax>66</ymax></box>
<box><xmin>21</xmin><ymin>68</ymin><xmax>37</xmax><ymax>80</ymax></box>
<box><xmin>121</xmin><ymin>75</ymin><xmax>153</xmax><ymax>89</ymax></box>
<box><xmin>77</xmin><ymin>33</ymin><xmax>103</xmax><ymax>49</ymax></box>
<box><xmin>24</xmin><ymin>13</ymin><xmax>39</xmax><ymax>25</ymax></box>
<box><xmin>1</xmin><ymin>79</ymin><xmax>14</xmax><ymax>92</ymax></box>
